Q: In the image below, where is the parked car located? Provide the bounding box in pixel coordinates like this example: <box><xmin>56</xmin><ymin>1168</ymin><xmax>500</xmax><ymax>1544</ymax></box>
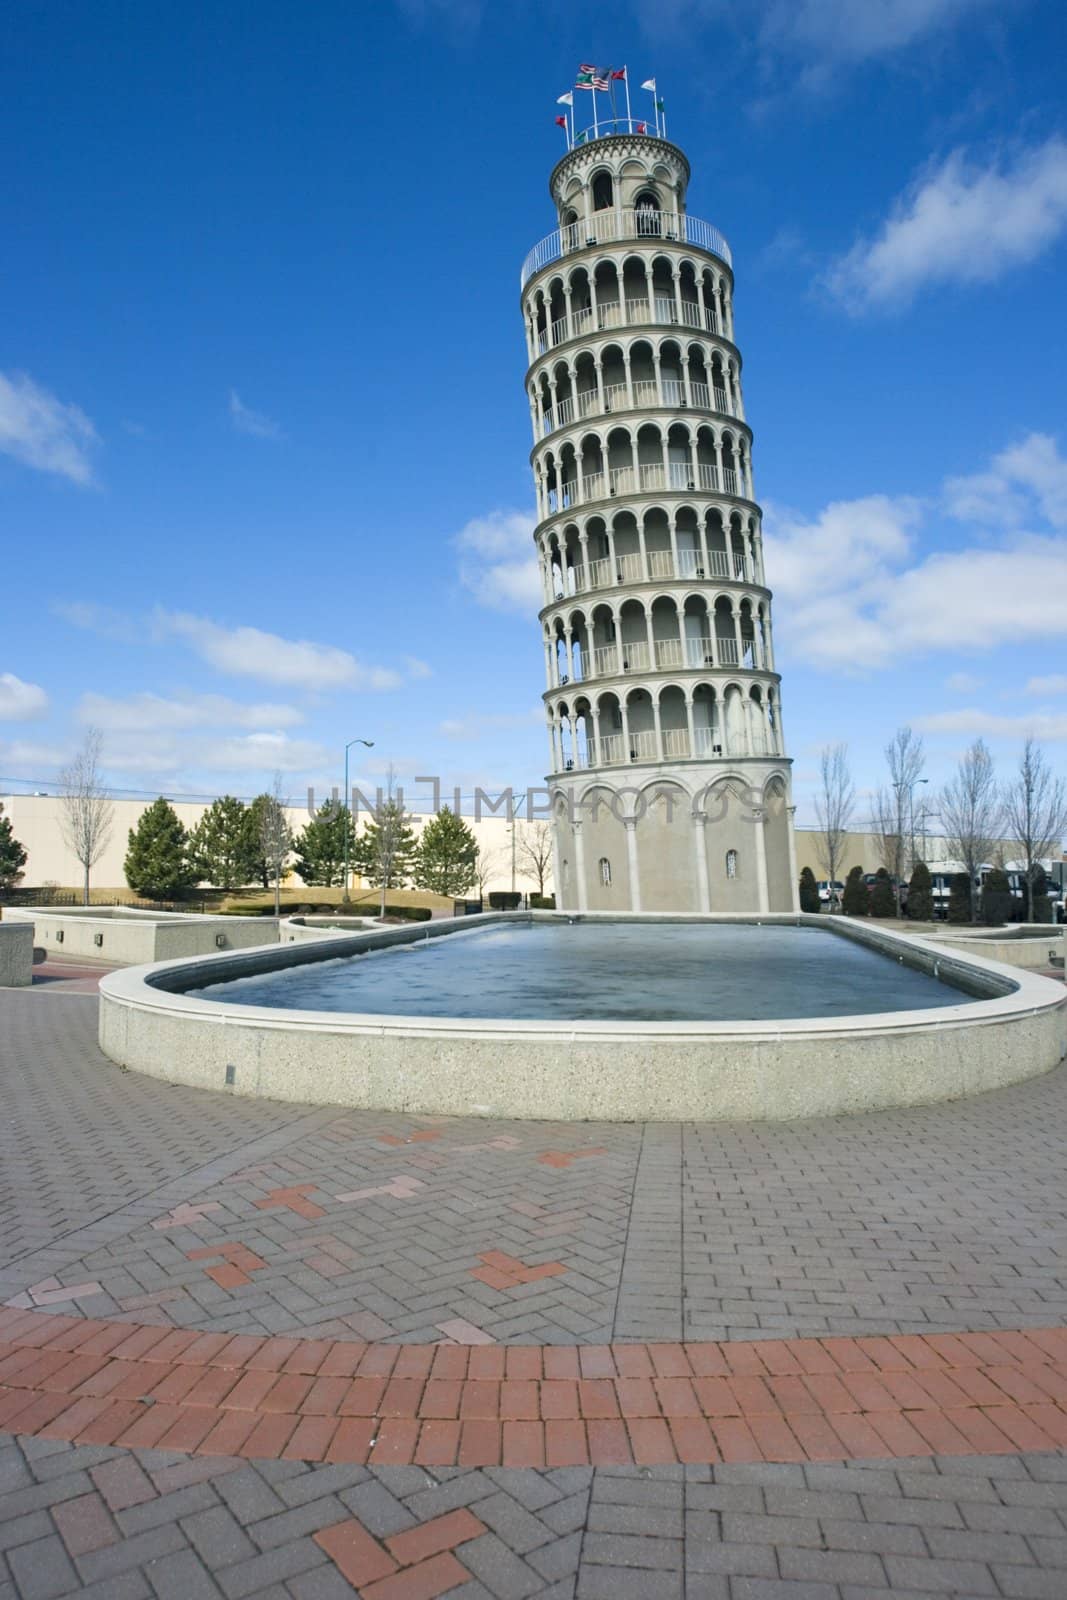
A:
<box><xmin>816</xmin><ymin>880</ymin><xmax>844</xmax><ymax>909</ymax></box>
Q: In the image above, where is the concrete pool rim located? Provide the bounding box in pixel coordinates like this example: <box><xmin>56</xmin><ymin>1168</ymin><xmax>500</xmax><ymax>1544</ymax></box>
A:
<box><xmin>97</xmin><ymin>912</ymin><xmax>1067</xmax><ymax>1122</ymax></box>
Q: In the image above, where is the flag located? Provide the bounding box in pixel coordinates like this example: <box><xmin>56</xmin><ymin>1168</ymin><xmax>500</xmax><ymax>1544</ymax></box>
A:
<box><xmin>611</xmin><ymin>67</ymin><xmax>626</xmax><ymax>80</ymax></box>
<box><xmin>641</xmin><ymin>78</ymin><xmax>656</xmax><ymax>91</ymax></box>
<box><xmin>636</xmin><ymin>121</ymin><xmax>646</xmax><ymax>133</ymax></box>
<box><xmin>576</xmin><ymin>62</ymin><xmax>609</xmax><ymax>90</ymax></box>
<box><xmin>656</xmin><ymin>97</ymin><xmax>665</xmax><ymax>111</ymax></box>
<box><xmin>557</xmin><ymin>91</ymin><xmax>573</xmax><ymax>106</ymax></box>
<box><xmin>555</xmin><ymin>116</ymin><xmax>567</xmax><ymax>128</ymax></box>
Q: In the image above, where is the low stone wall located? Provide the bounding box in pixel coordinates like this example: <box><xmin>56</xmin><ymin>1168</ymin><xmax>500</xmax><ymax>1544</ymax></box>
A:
<box><xmin>6</xmin><ymin>906</ymin><xmax>281</xmax><ymax>965</ymax></box>
<box><xmin>280</xmin><ymin>916</ymin><xmax>378</xmax><ymax>944</ymax></box>
<box><xmin>97</xmin><ymin>913</ymin><xmax>1067</xmax><ymax>1123</ymax></box>
<box><xmin>919</xmin><ymin>925</ymin><xmax>1066</xmax><ymax>971</ymax></box>
<box><xmin>0</xmin><ymin>921</ymin><xmax>34</xmax><ymax>986</ymax></box>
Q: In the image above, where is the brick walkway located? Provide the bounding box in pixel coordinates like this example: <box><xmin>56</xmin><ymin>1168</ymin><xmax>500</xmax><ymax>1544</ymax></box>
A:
<box><xmin>0</xmin><ymin>982</ymin><xmax>1064</xmax><ymax>1595</ymax></box>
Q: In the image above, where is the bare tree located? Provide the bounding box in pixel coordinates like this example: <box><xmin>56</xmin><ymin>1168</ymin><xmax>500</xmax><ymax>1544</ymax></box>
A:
<box><xmin>58</xmin><ymin>728</ymin><xmax>114</xmax><ymax>904</ymax></box>
<box><xmin>870</xmin><ymin>726</ymin><xmax>925</xmax><ymax>914</ymax></box>
<box><xmin>257</xmin><ymin>773</ymin><xmax>293</xmax><ymax>917</ymax></box>
<box><xmin>939</xmin><ymin>738</ymin><xmax>1002</xmax><ymax>923</ymax></box>
<box><xmin>1002</xmin><ymin>737</ymin><xmax>1067</xmax><ymax>921</ymax></box>
<box><xmin>813</xmin><ymin>744</ymin><xmax>854</xmax><ymax>909</ymax></box>
<box><xmin>474</xmin><ymin>846</ymin><xmax>498</xmax><ymax>901</ymax></box>
<box><xmin>518</xmin><ymin>821</ymin><xmax>555</xmax><ymax>898</ymax></box>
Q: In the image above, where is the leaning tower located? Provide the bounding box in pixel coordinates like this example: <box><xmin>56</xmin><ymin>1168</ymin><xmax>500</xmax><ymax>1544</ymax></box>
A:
<box><xmin>521</xmin><ymin>115</ymin><xmax>798</xmax><ymax>913</ymax></box>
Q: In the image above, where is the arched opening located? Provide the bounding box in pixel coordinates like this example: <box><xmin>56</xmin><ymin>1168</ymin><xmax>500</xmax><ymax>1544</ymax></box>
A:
<box><xmin>635</xmin><ymin>190</ymin><xmax>662</xmax><ymax>235</ymax></box>
<box><xmin>591</xmin><ymin>171</ymin><xmax>614</xmax><ymax>212</ymax></box>
<box><xmin>598</xmin><ymin>856</ymin><xmax>612</xmax><ymax>887</ymax></box>
<box><xmin>658</xmin><ymin>686</ymin><xmax>689</xmax><ymax>758</ymax></box>
<box><xmin>726</xmin><ymin>848</ymin><xmax>738</xmax><ymax>879</ymax></box>
<box><xmin>692</xmin><ymin>684</ymin><xmax>721</xmax><ymax>758</ymax></box>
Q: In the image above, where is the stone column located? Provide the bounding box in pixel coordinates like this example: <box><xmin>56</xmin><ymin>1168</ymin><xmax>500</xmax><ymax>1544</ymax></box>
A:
<box><xmin>572</xmin><ymin>816</ymin><xmax>589</xmax><ymax>910</ymax></box>
<box><xmin>624</xmin><ymin>817</ymin><xmax>641</xmax><ymax>911</ymax></box>
<box><xmin>752</xmin><ymin>807</ymin><xmax>770</xmax><ymax>913</ymax></box>
<box><xmin>787</xmin><ymin>805</ymin><xmax>800</xmax><ymax>913</ymax></box>
<box><xmin>691</xmin><ymin>810</ymin><xmax>711</xmax><ymax>912</ymax></box>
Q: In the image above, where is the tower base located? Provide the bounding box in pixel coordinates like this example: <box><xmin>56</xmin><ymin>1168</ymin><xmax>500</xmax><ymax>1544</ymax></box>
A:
<box><xmin>550</xmin><ymin>760</ymin><xmax>798</xmax><ymax>914</ymax></box>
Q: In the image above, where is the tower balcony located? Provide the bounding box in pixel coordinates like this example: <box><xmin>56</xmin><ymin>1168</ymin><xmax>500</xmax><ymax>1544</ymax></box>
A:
<box><xmin>548</xmin><ymin>681</ymin><xmax>784</xmax><ymax>774</ymax></box>
<box><xmin>538</xmin><ymin>379</ymin><xmax>739</xmax><ymax>438</ymax></box>
<box><xmin>521</xmin><ymin>208</ymin><xmax>731</xmax><ymax>289</ymax></box>
<box><xmin>534</xmin><ymin>293</ymin><xmax>723</xmax><ymax>357</ymax></box>
<box><xmin>543</xmin><ymin>460</ymin><xmax>744</xmax><ymax>517</ymax></box>
<box><xmin>545</xmin><ymin>544</ymin><xmax>756</xmax><ymax>603</ymax></box>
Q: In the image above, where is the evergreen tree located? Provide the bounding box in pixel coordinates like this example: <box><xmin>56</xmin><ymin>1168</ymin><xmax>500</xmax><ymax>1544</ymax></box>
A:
<box><xmin>124</xmin><ymin>798</ymin><xmax>196</xmax><ymax>900</ymax></box>
<box><xmin>248</xmin><ymin>792</ymin><xmax>292</xmax><ymax>888</ymax></box>
<box><xmin>841</xmin><ymin>865</ymin><xmax>868</xmax><ymax>917</ymax></box>
<box><xmin>798</xmin><ymin>866</ymin><xmax>820</xmax><ymax>913</ymax></box>
<box><xmin>981</xmin><ymin>867</ymin><xmax>1012</xmax><ymax>926</ymax></box>
<box><xmin>906</xmin><ymin>860</ymin><xmax>934</xmax><ymax>921</ymax></box>
<box><xmin>1029</xmin><ymin>866</ymin><xmax>1053</xmax><ymax>924</ymax></box>
<box><xmin>292</xmin><ymin>801</ymin><xmax>355</xmax><ymax>888</ymax></box>
<box><xmin>353</xmin><ymin>800</ymin><xmax>417</xmax><ymax>897</ymax></box>
<box><xmin>947</xmin><ymin>872</ymin><xmax>972</xmax><ymax>924</ymax></box>
<box><xmin>413</xmin><ymin>807</ymin><xmax>479</xmax><ymax>896</ymax></box>
<box><xmin>0</xmin><ymin>802</ymin><xmax>28</xmax><ymax>890</ymax></box>
<box><xmin>188</xmin><ymin>796</ymin><xmax>258</xmax><ymax>890</ymax></box>
<box><xmin>869</xmin><ymin>867</ymin><xmax>896</xmax><ymax>918</ymax></box>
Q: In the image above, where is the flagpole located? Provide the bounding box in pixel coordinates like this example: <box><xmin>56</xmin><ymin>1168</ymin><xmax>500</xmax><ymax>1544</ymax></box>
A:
<box><xmin>623</xmin><ymin>69</ymin><xmax>632</xmax><ymax>130</ymax></box>
<box><xmin>569</xmin><ymin>102</ymin><xmax>574</xmax><ymax>147</ymax></box>
<box><xmin>592</xmin><ymin>85</ymin><xmax>599</xmax><ymax>139</ymax></box>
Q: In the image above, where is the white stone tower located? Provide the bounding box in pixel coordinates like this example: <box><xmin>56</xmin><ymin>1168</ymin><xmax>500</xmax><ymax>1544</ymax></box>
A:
<box><xmin>520</xmin><ymin>115</ymin><xmax>797</xmax><ymax>913</ymax></box>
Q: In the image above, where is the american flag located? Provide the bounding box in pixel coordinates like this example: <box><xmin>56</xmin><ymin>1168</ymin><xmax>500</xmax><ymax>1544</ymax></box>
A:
<box><xmin>576</xmin><ymin>62</ymin><xmax>611</xmax><ymax>91</ymax></box>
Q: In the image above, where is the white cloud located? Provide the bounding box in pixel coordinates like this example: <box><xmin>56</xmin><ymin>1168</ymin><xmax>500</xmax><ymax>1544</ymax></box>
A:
<box><xmin>945</xmin><ymin>671</ymin><xmax>983</xmax><ymax>692</ymax></box>
<box><xmin>915</xmin><ymin>708</ymin><xmax>1067</xmax><ymax>740</ymax></box>
<box><xmin>825</xmin><ymin>138</ymin><xmax>1067</xmax><ymax>312</ymax></box>
<box><xmin>1025</xmin><ymin>675</ymin><xmax>1067</xmax><ymax>696</ymax></box>
<box><xmin>154</xmin><ymin>611</ymin><xmax>402</xmax><ymax>692</ymax></box>
<box><xmin>0</xmin><ymin>371</ymin><xmax>98</xmax><ymax>485</ymax></box>
<box><xmin>945</xmin><ymin>432</ymin><xmax>1067</xmax><ymax>528</ymax></box>
<box><xmin>0</xmin><ymin>673</ymin><xmax>49</xmax><ymax>722</ymax></box>
<box><xmin>78</xmin><ymin>692</ymin><xmax>304</xmax><ymax>733</ymax></box>
<box><xmin>769</xmin><ymin>432</ymin><xmax>1067</xmax><ymax>671</ymax></box>
<box><xmin>228</xmin><ymin>390</ymin><xmax>283</xmax><ymax>440</ymax></box>
<box><xmin>760</xmin><ymin>0</ymin><xmax>998</xmax><ymax>67</ymax></box>
<box><xmin>440</xmin><ymin>708</ymin><xmax>543</xmax><ymax>740</ymax></box>
<box><xmin>405</xmin><ymin>656</ymin><xmax>433</xmax><ymax>679</ymax></box>
<box><xmin>100</xmin><ymin>729</ymin><xmax>329</xmax><ymax>777</ymax></box>
<box><xmin>456</xmin><ymin>509</ymin><xmax>540</xmax><ymax>612</ymax></box>
<box><xmin>52</xmin><ymin>601</ymin><xmax>142</xmax><ymax>642</ymax></box>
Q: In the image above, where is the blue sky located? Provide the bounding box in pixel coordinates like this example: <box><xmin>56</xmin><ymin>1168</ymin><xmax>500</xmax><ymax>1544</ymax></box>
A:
<box><xmin>3</xmin><ymin>0</ymin><xmax>1066</xmax><ymax>823</ymax></box>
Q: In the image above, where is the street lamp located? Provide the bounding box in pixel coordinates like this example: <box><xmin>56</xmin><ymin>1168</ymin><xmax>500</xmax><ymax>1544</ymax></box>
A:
<box><xmin>342</xmin><ymin>738</ymin><xmax>374</xmax><ymax>903</ymax></box>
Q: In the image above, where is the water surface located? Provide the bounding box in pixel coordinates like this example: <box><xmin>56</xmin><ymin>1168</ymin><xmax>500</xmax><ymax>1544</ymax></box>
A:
<box><xmin>190</xmin><ymin>921</ymin><xmax>965</xmax><ymax>1022</ymax></box>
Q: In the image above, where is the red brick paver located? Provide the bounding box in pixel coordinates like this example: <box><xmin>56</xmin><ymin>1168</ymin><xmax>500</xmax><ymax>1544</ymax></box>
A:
<box><xmin>1</xmin><ymin>1306</ymin><xmax>1065</xmax><ymax>1466</ymax></box>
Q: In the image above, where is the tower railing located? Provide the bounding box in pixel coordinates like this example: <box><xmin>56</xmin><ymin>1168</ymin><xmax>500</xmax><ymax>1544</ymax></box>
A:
<box><xmin>521</xmin><ymin>209</ymin><xmax>732</xmax><ymax>288</ymax></box>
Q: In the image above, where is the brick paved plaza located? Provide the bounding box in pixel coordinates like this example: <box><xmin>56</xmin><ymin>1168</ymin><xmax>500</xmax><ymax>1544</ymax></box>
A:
<box><xmin>1</xmin><ymin>966</ymin><xmax>1066</xmax><ymax>1596</ymax></box>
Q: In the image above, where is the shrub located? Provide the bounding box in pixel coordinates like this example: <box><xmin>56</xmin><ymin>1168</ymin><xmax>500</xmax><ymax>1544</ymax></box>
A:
<box><xmin>906</xmin><ymin>861</ymin><xmax>933</xmax><ymax>922</ymax></box>
<box><xmin>947</xmin><ymin>873</ymin><xmax>973</xmax><ymax>923</ymax></box>
<box><xmin>798</xmin><ymin>867</ymin><xmax>820</xmax><ymax>913</ymax></box>
<box><xmin>981</xmin><ymin>868</ymin><xmax>1013</xmax><ymax>926</ymax></box>
<box><xmin>529</xmin><ymin>893</ymin><xmax>556</xmax><ymax>909</ymax></box>
<box><xmin>841</xmin><ymin>865</ymin><xmax>868</xmax><ymax>917</ymax></box>
<box><xmin>869</xmin><ymin>868</ymin><xmax>896</xmax><ymax>918</ymax></box>
<box><xmin>488</xmin><ymin>891</ymin><xmax>522</xmax><ymax>910</ymax></box>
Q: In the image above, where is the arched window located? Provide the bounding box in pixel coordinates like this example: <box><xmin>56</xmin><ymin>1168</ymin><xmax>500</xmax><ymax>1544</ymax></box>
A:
<box><xmin>592</xmin><ymin>172</ymin><xmax>613</xmax><ymax>212</ymax></box>
<box><xmin>599</xmin><ymin>856</ymin><xmax>612</xmax><ymax>887</ymax></box>
<box><xmin>635</xmin><ymin>191</ymin><xmax>661</xmax><ymax>236</ymax></box>
<box><xmin>725</xmin><ymin>849</ymin><xmax>738</xmax><ymax>879</ymax></box>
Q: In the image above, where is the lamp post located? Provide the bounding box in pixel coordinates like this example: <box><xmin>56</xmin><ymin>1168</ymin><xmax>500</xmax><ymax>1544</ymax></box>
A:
<box><xmin>342</xmin><ymin>738</ymin><xmax>374</xmax><ymax>904</ymax></box>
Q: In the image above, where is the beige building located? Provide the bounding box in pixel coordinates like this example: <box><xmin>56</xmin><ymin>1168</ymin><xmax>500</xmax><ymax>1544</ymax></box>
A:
<box><xmin>521</xmin><ymin>120</ymin><xmax>795</xmax><ymax>913</ymax></box>
<box><xmin>0</xmin><ymin>793</ymin><xmax>552</xmax><ymax>900</ymax></box>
